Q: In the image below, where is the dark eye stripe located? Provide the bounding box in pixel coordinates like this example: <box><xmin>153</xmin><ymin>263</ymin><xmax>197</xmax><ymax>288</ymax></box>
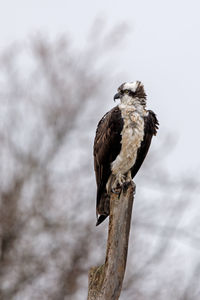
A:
<box><xmin>122</xmin><ymin>89</ymin><xmax>135</xmax><ymax>97</ymax></box>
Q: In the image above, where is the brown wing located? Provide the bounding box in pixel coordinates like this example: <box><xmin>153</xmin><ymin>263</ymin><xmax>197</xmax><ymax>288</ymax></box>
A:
<box><xmin>131</xmin><ymin>110</ymin><xmax>159</xmax><ymax>178</ymax></box>
<box><xmin>93</xmin><ymin>106</ymin><xmax>123</xmax><ymax>214</ymax></box>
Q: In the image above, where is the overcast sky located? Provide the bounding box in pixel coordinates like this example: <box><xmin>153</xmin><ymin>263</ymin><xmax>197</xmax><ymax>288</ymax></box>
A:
<box><xmin>0</xmin><ymin>0</ymin><xmax>199</xmax><ymax>175</ymax></box>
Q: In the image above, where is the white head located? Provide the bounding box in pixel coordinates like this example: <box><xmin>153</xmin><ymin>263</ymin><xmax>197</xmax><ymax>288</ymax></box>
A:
<box><xmin>114</xmin><ymin>81</ymin><xmax>146</xmax><ymax>106</ymax></box>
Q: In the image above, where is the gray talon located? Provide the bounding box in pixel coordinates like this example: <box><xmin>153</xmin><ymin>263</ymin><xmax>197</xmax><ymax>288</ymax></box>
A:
<box><xmin>111</xmin><ymin>186</ymin><xmax>122</xmax><ymax>194</ymax></box>
<box><xmin>122</xmin><ymin>181</ymin><xmax>130</xmax><ymax>191</ymax></box>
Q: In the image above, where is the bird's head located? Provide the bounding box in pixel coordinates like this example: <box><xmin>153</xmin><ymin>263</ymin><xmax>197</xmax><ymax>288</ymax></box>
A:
<box><xmin>114</xmin><ymin>81</ymin><xmax>146</xmax><ymax>107</ymax></box>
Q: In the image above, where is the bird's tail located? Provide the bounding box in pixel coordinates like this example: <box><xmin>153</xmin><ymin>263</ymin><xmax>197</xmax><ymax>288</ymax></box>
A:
<box><xmin>96</xmin><ymin>190</ymin><xmax>110</xmax><ymax>226</ymax></box>
<box><xmin>96</xmin><ymin>214</ymin><xmax>108</xmax><ymax>226</ymax></box>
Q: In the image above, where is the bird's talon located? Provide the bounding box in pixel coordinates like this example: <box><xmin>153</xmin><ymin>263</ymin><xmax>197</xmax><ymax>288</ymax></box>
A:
<box><xmin>111</xmin><ymin>186</ymin><xmax>122</xmax><ymax>194</ymax></box>
<box><xmin>122</xmin><ymin>181</ymin><xmax>130</xmax><ymax>191</ymax></box>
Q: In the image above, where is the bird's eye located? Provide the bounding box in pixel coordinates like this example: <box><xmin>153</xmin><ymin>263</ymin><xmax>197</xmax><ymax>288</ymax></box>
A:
<box><xmin>124</xmin><ymin>90</ymin><xmax>129</xmax><ymax>94</ymax></box>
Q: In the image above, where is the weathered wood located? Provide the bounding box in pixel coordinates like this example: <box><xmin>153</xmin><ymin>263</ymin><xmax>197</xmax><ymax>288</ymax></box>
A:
<box><xmin>88</xmin><ymin>181</ymin><xmax>135</xmax><ymax>300</ymax></box>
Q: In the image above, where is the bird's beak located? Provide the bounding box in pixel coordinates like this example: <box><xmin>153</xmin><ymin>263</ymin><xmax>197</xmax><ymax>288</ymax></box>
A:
<box><xmin>114</xmin><ymin>92</ymin><xmax>121</xmax><ymax>101</ymax></box>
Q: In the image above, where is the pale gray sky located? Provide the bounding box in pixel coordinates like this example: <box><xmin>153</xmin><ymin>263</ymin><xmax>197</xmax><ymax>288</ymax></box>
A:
<box><xmin>0</xmin><ymin>0</ymin><xmax>199</xmax><ymax>175</ymax></box>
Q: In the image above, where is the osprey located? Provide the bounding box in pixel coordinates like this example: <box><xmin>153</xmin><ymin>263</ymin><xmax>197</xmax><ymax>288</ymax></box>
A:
<box><xmin>93</xmin><ymin>81</ymin><xmax>159</xmax><ymax>226</ymax></box>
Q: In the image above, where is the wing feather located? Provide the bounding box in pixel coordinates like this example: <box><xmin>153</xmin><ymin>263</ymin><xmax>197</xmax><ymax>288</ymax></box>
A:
<box><xmin>93</xmin><ymin>106</ymin><xmax>123</xmax><ymax>213</ymax></box>
<box><xmin>131</xmin><ymin>110</ymin><xmax>159</xmax><ymax>178</ymax></box>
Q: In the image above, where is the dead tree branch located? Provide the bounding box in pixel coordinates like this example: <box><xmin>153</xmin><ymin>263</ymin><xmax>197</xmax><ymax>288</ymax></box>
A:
<box><xmin>88</xmin><ymin>181</ymin><xmax>135</xmax><ymax>300</ymax></box>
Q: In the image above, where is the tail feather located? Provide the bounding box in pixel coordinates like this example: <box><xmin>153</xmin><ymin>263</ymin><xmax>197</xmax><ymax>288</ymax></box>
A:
<box><xmin>96</xmin><ymin>214</ymin><xmax>108</xmax><ymax>226</ymax></box>
<box><xmin>96</xmin><ymin>190</ymin><xmax>110</xmax><ymax>226</ymax></box>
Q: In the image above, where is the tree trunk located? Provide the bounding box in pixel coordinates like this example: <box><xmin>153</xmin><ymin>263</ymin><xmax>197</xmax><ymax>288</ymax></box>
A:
<box><xmin>88</xmin><ymin>181</ymin><xmax>135</xmax><ymax>300</ymax></box>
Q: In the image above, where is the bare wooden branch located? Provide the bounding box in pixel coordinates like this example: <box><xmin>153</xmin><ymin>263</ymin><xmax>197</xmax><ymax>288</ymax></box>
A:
<box><xmin>88</xmin><ymin>181</ymin><xmax>135</xmax><ymax>300</ymax></box>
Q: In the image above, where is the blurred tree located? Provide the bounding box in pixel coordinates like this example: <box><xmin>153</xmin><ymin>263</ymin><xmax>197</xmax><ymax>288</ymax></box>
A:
<box><xmin>0</xmin><ymin>22</ymin><xmax>200</xmax><ymax>300</ymax></box>
<box><xmin>0</xmin><ymin>22</ymin><xmax>129</xmax><ymax>300</ymax></box>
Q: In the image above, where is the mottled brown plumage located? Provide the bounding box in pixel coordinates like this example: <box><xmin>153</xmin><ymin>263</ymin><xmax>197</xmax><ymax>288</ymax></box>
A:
<box><xmin>94</xmin><ymin>106</ymin><xmax>123</xmax><ymax>222</ymax></box>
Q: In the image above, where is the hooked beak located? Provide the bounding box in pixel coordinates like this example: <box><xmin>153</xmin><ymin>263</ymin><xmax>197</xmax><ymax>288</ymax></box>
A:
<box><xmin>113</xmin><ymin>92</ymin><xmax>121</xmax><ymax>101</ymax></box>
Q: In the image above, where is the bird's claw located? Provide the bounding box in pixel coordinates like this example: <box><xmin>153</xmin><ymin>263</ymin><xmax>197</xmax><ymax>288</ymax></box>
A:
<box><xmin>111</xmin><ymin>185</ymin><xmax>122</xmax><ymax>194</ymax></box>
<box><xmin>122</xmin><ymin>181</ymin><xmax>130</xmax><ymax>191</ymax></box>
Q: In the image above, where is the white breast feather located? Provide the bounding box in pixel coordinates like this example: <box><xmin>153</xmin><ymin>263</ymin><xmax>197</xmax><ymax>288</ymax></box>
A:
<box><xmin>111</xmin><ymin>104</ymin><xmax>146</xmax><ymax>176</ymax></box>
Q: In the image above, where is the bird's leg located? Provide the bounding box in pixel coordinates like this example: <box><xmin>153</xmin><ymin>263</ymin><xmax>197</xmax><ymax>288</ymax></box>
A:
<box><xmin>122</xmin><ymin>171</ymin><xmax>132</xmax><ymax>190</ymax></box>
<box><xmin>107</xmin><ymin>171</ymin><xmax>133</xmax><ymax>195</ymax></box>
<box><xmin>126</xmin><ymin>170</ymin><xmax>132</xmax><ymax>182</ymax></box>
<box><xmin>115</xmin><ymin>171</ymin><xmax>133</xmax><ymax>193</ymax></box>
<box><xmin>111</xmin><ymin>173</ymin><xmax>126</xmax><ymax>194</ymax></box>
<box><xmin>106</xmin><ymin>173</ymin><xmax>122</xmax><ymax>195</ymax></box>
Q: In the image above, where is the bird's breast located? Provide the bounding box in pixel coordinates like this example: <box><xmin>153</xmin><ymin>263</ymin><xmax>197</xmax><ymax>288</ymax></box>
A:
<box><xmin>111</xmin><ymin>106</ymin><xmax>145</xmax><ymax>175</ymax></box>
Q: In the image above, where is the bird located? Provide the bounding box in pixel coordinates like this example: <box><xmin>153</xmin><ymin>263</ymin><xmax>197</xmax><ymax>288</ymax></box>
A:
<box><xmin>93</xmin><ymin>81</ymin><xmax>159</xmax><ymax>226</ymax></box>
